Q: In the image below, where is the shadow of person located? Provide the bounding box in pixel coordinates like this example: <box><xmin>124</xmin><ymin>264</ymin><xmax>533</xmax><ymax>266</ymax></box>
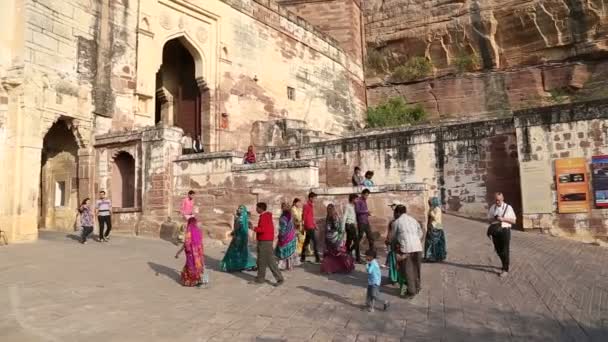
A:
<box><xmin>203</xmin><ymin>255</ymin><xmax>257</xmax><ymax>282</ymax></box>
<box><xmin>147</xmin><ymin>262</ymin><xmax>181</xmax><ymax>283</ymax></box>
<box><xmin>65</xmin><ymin>234</ymin><xmax>84</xmax><ymax>242</ymax></box>
<box><xmin>297</xmin><ymin>285</ymin><xmax>363</xmax><ymax>310</ymax></box>
<box><xmin>442</xmin><ymin>261</ymin><xmax>500</xmax><ymax>274</ymax></box>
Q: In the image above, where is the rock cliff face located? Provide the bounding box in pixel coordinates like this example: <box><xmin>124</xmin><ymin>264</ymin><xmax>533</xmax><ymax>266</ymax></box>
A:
<box><xmin>364</xmin><ymin>0</ymin><xmax>608</xmax><ymax>121</ymax></box>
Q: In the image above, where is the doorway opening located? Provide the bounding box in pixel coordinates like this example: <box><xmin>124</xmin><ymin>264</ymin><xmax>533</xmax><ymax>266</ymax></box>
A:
<box><xmin>111</xmin><ymin>151</ymin><xmax>136</xmax><ymax>208</ymax></box>
<box><xmin>155</xmin><ymin>38</ymin><xmax>202</xmax><ymax>142</ymax></box>
<box><xmin>39</xmin><ymin>120</ymin><xmax>79</xmax><ymax>230</ymax></box>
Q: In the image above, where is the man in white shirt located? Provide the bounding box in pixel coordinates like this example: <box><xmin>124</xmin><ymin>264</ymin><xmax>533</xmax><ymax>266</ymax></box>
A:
<box><xmin>343</xmin><ymin>193</ymin><xmax>359</xmax><ymax>261</ymax></box>
<box><xmin>391</xmin><ymin>204</ymin><xmax>423</xmax><ymax>298</ymax></box>
<box><xmin>487</xmin><ymin>192</ymin><xmax>517</xmax><ymax>277</ymax></box>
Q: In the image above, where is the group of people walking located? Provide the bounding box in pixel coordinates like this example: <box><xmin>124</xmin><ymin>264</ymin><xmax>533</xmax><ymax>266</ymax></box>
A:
<box><xmin>77</xmin><ymin>185</ymin><xmax>515</xmax><ymax>311</ymax></box>
<box><xmin>172</xmin><ymin>186</ymin><xmax>455</xmax><ymax>313</ymax></box>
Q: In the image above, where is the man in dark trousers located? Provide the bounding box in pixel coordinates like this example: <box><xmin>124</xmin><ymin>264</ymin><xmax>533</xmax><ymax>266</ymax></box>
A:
<box><xmin>355</xmin><ymin>189</ymin><xmax>374</xmax><ymax>255</ymax></box>
<box><xmin>301</xmin><ymin>192</ymin><xmax>321</xmax><ymax>263</ymax></box>
<box><xmin>95</xmin><ymin>190</ymin><xmax>112</xmax><ymax>242</ymax></box>
<box><xmin>250</xmin><ymin>202</ymin><xmax>284</xmax><ymax>286</ymax></box>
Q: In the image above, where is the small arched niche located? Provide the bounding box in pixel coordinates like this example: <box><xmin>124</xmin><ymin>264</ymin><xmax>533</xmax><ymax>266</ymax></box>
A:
<box><xmin>112</xmin><ymin>151</ymin><xmax>136</xmax><ymax>208</ymax></box>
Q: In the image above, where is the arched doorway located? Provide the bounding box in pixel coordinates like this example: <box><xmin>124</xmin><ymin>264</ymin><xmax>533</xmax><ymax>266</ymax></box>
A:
<box><xmin>38</xmin><ymin>120</ymin><xmax>79</xmax><ymax>231</ymax></box>
<box><xmin>111</xmin><ymin>152</ymin><xmax>136</xmax><ymax>208</ymax></box>
<box><xmin>155</xmin><ymin>38</ymin><xmax>206</xmax><ymax>143</ymax></box>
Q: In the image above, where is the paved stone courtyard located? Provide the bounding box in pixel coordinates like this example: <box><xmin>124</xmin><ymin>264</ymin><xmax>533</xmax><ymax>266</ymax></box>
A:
<box><xmin>1</xmin><ymin>215</ymin><xmax>607</xmax><ymax>341</ymax></box>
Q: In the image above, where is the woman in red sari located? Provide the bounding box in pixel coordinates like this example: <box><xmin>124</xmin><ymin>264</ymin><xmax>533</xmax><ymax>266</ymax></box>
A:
<box><xmin>175</xmin><ymin>217</ymin><xmax>204</xmax><ymax>287</ymax></box>
<box><xmin>243</xmin><ymin>145</ymin><xmax>257</xmax><ymax>164</ymax></box>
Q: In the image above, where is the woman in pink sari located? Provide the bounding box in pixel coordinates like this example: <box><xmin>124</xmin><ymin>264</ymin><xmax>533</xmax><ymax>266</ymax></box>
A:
<box><xmin>175</xmin><ymin>217</ymin><xmax>204</xmax><ymax>287</ymax></box>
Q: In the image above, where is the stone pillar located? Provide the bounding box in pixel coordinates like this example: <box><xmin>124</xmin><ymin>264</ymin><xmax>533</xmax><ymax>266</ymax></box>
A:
<box><xmin>77</xmin><ymin>148</ymin><xmax>95</xmax><ymax>202</ymax></box>
<box><xmin>196</xmin><ymin>77</ymin><xmax>212</xmax><ymax>152</ymax></box>
<box><xmin>138</xmin><ymin>126</ymin><xmax>183</xmax><ymax>237</ymax></box>
<box><xmin>156</xmin><ymin>87</ymin><xmax>174</xmax><ymax>126</ymax></box>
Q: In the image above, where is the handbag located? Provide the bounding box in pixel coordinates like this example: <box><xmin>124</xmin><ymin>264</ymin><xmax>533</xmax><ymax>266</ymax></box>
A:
<box><xmin>486</xmin><ymin>204</ymin><xmax>510</xmax><ymax>237</ymax></box>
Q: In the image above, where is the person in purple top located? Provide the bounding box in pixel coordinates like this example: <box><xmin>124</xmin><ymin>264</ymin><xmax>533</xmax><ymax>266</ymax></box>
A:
<box><xmin>355</xmin><ymin>189</ymin><xmax>374</xmax><ymax>262</ymax></box>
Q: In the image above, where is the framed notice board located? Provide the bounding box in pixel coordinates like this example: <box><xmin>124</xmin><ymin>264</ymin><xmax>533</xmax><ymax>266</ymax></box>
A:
<box><xmin>555</xmin><ymin>158</ymin><xmax>589</xmax><ymax>213</ymax></box>
<box><xmin>592</xmin><ymin>155</ymin><xmax>608</xmax><ymax>208</ymax></box>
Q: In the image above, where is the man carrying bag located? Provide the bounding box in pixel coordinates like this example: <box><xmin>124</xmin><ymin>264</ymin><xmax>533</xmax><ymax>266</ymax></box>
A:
<box><xmin>487</xmin><ymin>192</ymin><xmax>517</xmax><ymax>278</ymax></box>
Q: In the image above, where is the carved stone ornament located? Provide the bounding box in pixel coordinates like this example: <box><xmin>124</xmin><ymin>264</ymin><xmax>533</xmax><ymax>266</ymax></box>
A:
<box><xmin>159</xmin><ymin>12</ymin><xmax>173</xmax><ymax>30</ymax></box>
<box><xmin>196</xmin><ymin>26</ymin><xmax>208</xmax><ymax>44</ymax></box>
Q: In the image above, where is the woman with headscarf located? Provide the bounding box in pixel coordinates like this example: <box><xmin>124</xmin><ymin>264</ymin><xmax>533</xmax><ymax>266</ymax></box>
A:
<box><xmin>243</xmin><ymin>145</ymin><xmax>257</xmax><ymax>164</ymax></box>
<box><xmin>275</xmin><ymin>202</ymin><xmax>299</xmax><ymax>270</ymax></box>
<box><xmin>424</xmin><ymin>197</ymin><xmax>447</xmax><ymax>262</ymax></box>
<box><xmin>220</xmin><ymin>205</ymin><xmax>257</xmax><ymax>272</ymax></box>
<box><xmin>320</xmin><ymin>204</ymin><xmax>355</xmax><ymax>274</ymax></box>
<box><xmin>175</xmin><ymin>217</ymin><xmax>205</xmax><ymax>287</ymax></box>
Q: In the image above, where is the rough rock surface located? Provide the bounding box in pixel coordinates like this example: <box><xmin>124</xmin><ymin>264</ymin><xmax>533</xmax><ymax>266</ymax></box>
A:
<box><xmin>364</xmin><ymin>0</ymin><xmax>608</xmax><ymax>120</ymax></box>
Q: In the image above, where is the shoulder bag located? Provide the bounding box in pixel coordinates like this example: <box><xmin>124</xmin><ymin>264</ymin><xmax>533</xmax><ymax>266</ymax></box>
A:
<box><xmin>486</xmin><ymin>204</ymin><xmax>510</xmax><ymax>237</ymax></box>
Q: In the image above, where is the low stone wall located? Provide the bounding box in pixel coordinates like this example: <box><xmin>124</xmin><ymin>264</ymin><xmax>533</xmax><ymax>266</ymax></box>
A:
<box><xmin>260</xmin><ymin>118</ymin><xmax>520</xmax><ymax>222</ymax></box>
<box><xmin>170</xmin><ymin>151</ymin><xmax>428</xmax><ymax>242</ymax></box>
<box><xmin>515</xmin><ymin>99</ymin><xmax>608</xmax><ymax>244</ymax></box>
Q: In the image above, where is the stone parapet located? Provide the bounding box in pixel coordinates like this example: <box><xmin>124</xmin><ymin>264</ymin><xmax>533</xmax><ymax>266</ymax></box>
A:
<box><xmin>261</xmin><ymin>117</ymin><xmax>515</xmax><ymax>161</ymax></box>
<box><xmin>176</xmin><ymin>151</ymin><xmax>239</xmax><ymax>162</ymax></box>
<box><xmin>232</xmin><ymin>159</ymin><xmax>318</xmax><ymax>172</ymax></box>
<box><xmin>514</xmin><ymin>98</ymin><xmax>608</xmax><ymax>127</ymax></box>
<box><xmin>312</xmin><ymin>183</ymin><xmax>428</xmax><ymax>195</ymax></box>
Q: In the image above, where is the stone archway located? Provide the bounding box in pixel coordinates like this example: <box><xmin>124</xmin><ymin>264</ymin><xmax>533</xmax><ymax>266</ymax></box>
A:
<box><xmin>155</xmin><ymin>36</ymin><xmax>210</xmax><ymax>149</ymax></box>
<box><xmin>39</xmin><ymin>119</ymin><xmax>80</xmax><ymax>231</ymax></box>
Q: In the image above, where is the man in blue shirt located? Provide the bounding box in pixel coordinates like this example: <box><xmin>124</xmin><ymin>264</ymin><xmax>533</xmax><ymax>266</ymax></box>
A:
<box><xmin>365</xmin><ymin>249</ymin><xmax>389</xmax><ymax>312</ymax></box>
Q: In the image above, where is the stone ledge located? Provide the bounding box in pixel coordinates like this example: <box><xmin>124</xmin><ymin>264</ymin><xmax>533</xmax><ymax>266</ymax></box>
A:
<box><xmin>514</xmin><ymin>99</ymin><xmax>608</xmax><ymax>127</ymax></box>
<box><xmin>175</xmin><ymin>151</ymin><xmax>238</xmax><ymax>162</ymax></box>
<box><xmin>113</xmin><ymin>207</ymin><xmax>142</xmax><ymax>213</ymax></box>
<box><xmin>261</xmin><ymin>117</ymin><xmax>516</xmax><ymax>160</ymax></box>
<box><xmin>94</xmin><ymin>130</ymin><xmax>143</xmax><ymax>147</ymax></box>
<box><xmin>312</xmin><ymin>183</ymin><xmax>428</xmax><ymax>195</ymax></box>
<box><xmin>232</xmin><ymin>160</ymin><xmax>318</xmax><ymax>172</ymax></box>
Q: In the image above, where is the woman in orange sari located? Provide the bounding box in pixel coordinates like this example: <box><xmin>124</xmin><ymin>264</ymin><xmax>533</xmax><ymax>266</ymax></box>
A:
<box><xmin>175</xmin><ymin>217</ymin><xmax>204</xmax><ymax>287</ymax></box>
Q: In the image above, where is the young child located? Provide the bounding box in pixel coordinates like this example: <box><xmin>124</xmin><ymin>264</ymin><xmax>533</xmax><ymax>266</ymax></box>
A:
<box><xmin>365</xmin><ymin>249</ymin><xmax>389</xmax><ymax>312</ymax></box>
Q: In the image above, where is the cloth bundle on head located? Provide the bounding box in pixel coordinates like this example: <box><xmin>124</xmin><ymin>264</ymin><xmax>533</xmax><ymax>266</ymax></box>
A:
<box><xmin>431</xmin><ymin>197</ymin><xmax>441</xmax><ymax>208</ymax></box>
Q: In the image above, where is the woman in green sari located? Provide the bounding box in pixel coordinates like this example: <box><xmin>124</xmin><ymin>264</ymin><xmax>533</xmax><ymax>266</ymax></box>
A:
<box><xmin>220</xmin><ymin>205</ymin><xmax>257</xmax><ymax>272</ymax></box>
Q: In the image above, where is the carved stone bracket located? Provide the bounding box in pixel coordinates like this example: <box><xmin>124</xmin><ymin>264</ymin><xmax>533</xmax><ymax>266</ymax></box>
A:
<box><xmin>156</xmin><ymin>87</ymin><xmax>174</xmax><ymax>125</ymax></box>
<box><xmin>196</xmin><ymin>77</ymin><xmax>208</xmax><ymax>92</ymax></box>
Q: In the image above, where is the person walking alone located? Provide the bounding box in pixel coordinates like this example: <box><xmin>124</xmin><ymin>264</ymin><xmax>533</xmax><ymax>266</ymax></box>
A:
<box><xmin>300</xmin><ymin>192</ymin><xmax>320</xmax><ymax>263</ymax></box>
<box><xmin>250</xmin><ymin>202</ymin><xmax>284</xmax><ymax>286</ymax></box>
<box><xmin>95</xmin><ymin>191</ymin><xmax>112</xmax><ymax>242</ymax></box>
<box><xmin>487</xmin><ymin>192</ymin><xmax>516</xmax><ymax>278</ymax></box>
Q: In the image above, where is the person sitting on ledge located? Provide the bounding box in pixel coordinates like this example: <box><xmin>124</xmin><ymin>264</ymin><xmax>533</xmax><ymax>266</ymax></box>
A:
<box><xmin>192</xmin><ymin>134</ymin><xmax>204</xmax><ymax>153</ymax></box>
<box><xmin>181</xmin><ymin>133</ymin><xmax>193</xmax><ymax>154</ymax></box>
<box><xmin>362</xmin><ymin>171</ymin><xmax>375</xmax><ymax>187</ymax></box>
<box><xmin>243</xmin><ymin>145</ymin><xmax>257</xmax><ymax>164</ymax></box>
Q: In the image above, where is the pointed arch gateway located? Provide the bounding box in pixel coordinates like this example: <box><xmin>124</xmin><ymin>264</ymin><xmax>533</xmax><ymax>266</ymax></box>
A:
<box><xmin>38</xmin><ymin>119</ymin><xmax>80</xmax><ymax>230</ymax></box>
<box><xmin>155</xmin><ymin>35</ymin><xmax>210</xmax><ymax>150</ymax></box>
